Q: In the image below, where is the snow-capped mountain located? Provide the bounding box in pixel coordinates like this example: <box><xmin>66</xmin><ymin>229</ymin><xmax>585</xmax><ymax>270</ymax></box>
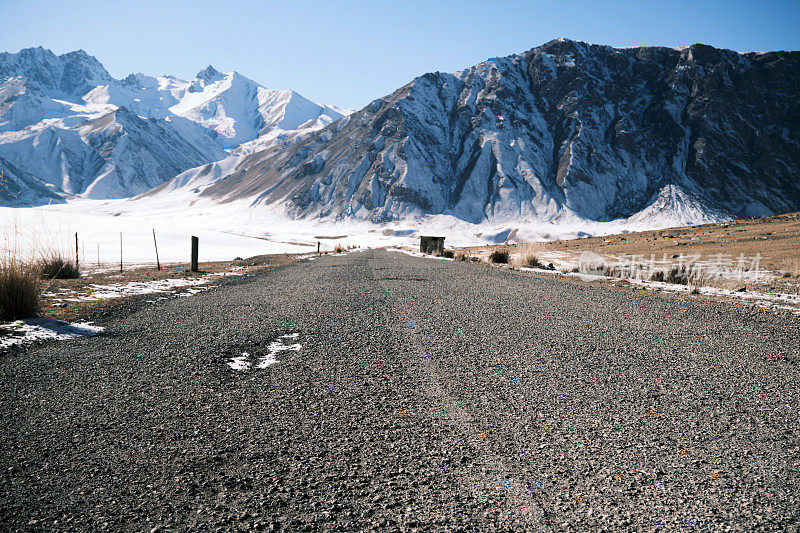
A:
<box><xmin>0</xmin><ymin>47</ymin><xmax>346</xmax><ymax>204</ymax></box>
<box><xmin>84</xmin><ymin>64</ymin><xmax>345</xmax><ymax>148</ymax></box>
<box><xmin>150</xmin><ymin>39</ymin><xmax>799</xmax><ymax>226</ymax></box>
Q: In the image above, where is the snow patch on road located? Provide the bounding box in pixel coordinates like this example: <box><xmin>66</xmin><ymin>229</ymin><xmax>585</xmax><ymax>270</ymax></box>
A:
<box><xmin>227</xmin><ymin>333</ymin><xmax>301</xmax><ymax>371</ymax></box>
<box><xmin>228</xmin><ymin>352</ymin><xmax>252</xmax><ymax>371</ymax></box>
<box><xmin>0</xmin><ymin>319</ymin><xmax>103</xmax><ymax>350</ymax></box>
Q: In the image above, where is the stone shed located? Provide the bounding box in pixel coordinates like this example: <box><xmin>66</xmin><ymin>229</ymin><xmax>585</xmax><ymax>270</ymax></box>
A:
<box><xmin>419</xmin><ymin>236</ymin><xmax>445</xmax><ymax>255</ymax></box>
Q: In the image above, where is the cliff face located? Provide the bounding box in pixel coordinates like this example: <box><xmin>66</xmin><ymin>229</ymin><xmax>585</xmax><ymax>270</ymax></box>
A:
<box><xmin>181</xmin><ymin>39</ymin><xmax>799</xmax><ymax>226</ymax></box>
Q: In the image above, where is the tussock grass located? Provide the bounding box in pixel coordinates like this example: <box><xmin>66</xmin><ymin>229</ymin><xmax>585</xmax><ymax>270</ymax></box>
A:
<box><xmin>522</xmin><ymin>254</ymin><xmax>544</xmax><ymax>268</ymax></box>
<box><xmin>0</xmin><ymin>258</ymin><xmax>40</xmax><ymax>321</ymax></box>
<box><xmin>511</xmin><ymin>242</ymin><xmax>547</xmax><ymax>269</ymax></box>
<box><xmin>441</xmin><ymin>249</ymin><xmax>454</xmax><ymax>259</ymax></box>
<box><xmin>647</xmin><ymin>264</ymin><xmax>711</xmax><ymax>287</ymax></box>
<box><xmin>334</xmin><ymin>244</ymin><xmax>345</xmax><ymax>254</ymax></box>
<box><xmin>36</xmin><ymin>254</ymin><xmax>80</xmax><ymax>279</ymax></box>
<box><xmin>666</xmin><ymin>265</ymin><xmax>689</xmax><ymax>284</ymax></box>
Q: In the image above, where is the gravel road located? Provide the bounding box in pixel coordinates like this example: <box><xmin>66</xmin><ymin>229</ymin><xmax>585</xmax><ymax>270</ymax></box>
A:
<box><xmin>2</xmin><ymin>250</ymin><xmax>799</xmax><ymax>531</ymax></box>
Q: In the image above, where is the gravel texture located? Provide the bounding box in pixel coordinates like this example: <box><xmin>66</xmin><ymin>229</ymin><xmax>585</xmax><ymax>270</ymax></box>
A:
<box><xmin>2</xmin><ymin>250</ymin><xmax>799</xmax><ymax>531</ymax></box>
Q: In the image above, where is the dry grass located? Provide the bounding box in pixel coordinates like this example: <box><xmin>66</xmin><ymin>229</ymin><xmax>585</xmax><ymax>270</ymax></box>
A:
<box><xmin>442</xmin><ymin>249</ymin><xmax>454</xmax><ymax>259</ymax></box>
<box><xmin>0</xmin><ymin>258</ymin><xmax>41</xmax><ymax>321</ymax></box>
<box><xmin>36</xmin><ymin>254</ymin><xmax>80</xmax><ymax>279</ymax></box>
<box><xmin>334</xmin><ymin>244</ymin><xmax>345</xmax><ymax>254</ymax></box>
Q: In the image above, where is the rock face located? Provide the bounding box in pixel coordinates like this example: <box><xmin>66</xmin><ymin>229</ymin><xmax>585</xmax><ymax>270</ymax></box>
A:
<box><xmin>0</xmin><ymin>48</ymin><xmax>345</xmax><ymax>205</ymax></box>
<box><xmin>175</xmin><ymin>39</ymin><xmax>799</xmax><ymax>225</ymax></box>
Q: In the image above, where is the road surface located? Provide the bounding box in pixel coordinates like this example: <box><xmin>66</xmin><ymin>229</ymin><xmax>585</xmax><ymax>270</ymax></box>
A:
<box><xmin>2</xmin><ymin>250</ymin><xmax>799</xmax><ymax>530</ymax></box>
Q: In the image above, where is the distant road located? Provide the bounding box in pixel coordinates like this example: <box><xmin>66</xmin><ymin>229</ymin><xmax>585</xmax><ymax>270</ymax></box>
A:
<box><xmin>2</xmin><ymin>250</ymin><xmax>799</xmax><ymax>530</ymax></box>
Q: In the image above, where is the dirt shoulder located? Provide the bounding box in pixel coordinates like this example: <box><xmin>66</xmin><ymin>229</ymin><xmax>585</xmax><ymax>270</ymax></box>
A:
<box><xmin>35</xmin><ymin>253</ymin><xmax>302</xmax><ymax>324</ymax></box>
<box><xmin>453</xmin><ymin>212</ymin><xmax>800</xmax><ymax>316</ymax></box>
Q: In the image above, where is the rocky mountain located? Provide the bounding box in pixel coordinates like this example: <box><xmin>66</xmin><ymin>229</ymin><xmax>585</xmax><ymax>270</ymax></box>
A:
<box><xmin>0</xmin><ymin>47</ymin><xmax>346</xmax><ymax>205</ymax></box>
<box><xmin>151</xmin><ymin>39</ymin><xmax>799</xmax><ymax>226</ymax></box>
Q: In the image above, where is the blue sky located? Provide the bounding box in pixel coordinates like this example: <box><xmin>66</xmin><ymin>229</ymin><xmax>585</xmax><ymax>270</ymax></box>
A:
<box><xmin>1</xmin><ymin>0</ymin><xmax>798</xmax><ymax>110</ymax></box>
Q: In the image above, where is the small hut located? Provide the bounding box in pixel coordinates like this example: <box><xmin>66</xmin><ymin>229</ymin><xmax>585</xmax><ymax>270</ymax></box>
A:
<box><xmin>419</xmin><ymin>236</ymin><xmax>445</xmax><ymax>255</ymax></box>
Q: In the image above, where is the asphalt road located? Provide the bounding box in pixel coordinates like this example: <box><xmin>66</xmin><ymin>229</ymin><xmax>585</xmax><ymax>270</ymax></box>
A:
<box><xmin>2</xmin><ymin>250</ymin><xmax>799</xmax><ymax>531</ymax></box>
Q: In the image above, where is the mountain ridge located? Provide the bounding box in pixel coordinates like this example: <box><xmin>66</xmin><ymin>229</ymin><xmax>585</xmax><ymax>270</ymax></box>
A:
<box><xmin>143</xmin><ymin>38</ymin><xmax>798</xmax><ymax>228</ymax></box>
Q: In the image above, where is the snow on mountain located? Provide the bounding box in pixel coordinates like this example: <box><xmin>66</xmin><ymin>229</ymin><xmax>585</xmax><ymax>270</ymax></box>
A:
<box><xmin>0</xmin><ymin>48</ymin><xmax>347</xmax><ymax>204</ymax></box>
<box><xmin>167</xmin><ymin>67</ymin><xmax>345</xmax><ymax>148</ymax></box>
<box><xmin>150</xmin><ymin>39</ymin><xmax>799</xmax><ymax>229</ymax></box>
<box><xmin>83</xmin><ymin>64</ymin><xmax>345</xmax><ymax>149</ymax></box>
<box><xmin>0</xmin><ymin>47</ymin><xmax>112</xmax><ymax>101</ymax></box>
<box><xmin>0</xmin><ymin>156</ymin><xmax>65</xmax><ymax>206</ymax></box>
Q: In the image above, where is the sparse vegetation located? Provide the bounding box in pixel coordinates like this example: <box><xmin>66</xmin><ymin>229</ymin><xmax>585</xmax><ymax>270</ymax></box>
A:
<box><xmin>36</xmin><ymin>254</ymin><xmax>80</xmax><ymax>279</ymax></box>
<box><xmin>334</xmin><ymin>244</ymin><xmax>345</xmax><ymax>254</ymax></box>
<box><xmin>489</xmin><ymin>250</ymin><xmax>509</xmax><ymax>264</ymax></box>
<box><xmin>0</xmin><ymin>258</ymin><xmax>41</xmax><ymax>321</ymax></box>
<box><xmin>442</xmin><ymin>249</ymin><xmax>454</xmax><ymax>259</ymax></box>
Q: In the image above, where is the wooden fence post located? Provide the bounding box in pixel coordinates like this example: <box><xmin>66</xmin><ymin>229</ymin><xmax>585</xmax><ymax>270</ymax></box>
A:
<box><xmin>153</xmin><ymin>229</ymin><xmax>161</xmax><ymax>270</ymax></box>
<box><xmin>75</xmin><ymin>232</ymin><xmax>79</xmax><ymax>269</ymax></box>
<box><xmin>190</xmin><ymin>236</ymin><xmax>199</xmax><ymax>272</ymax></box>
<box><xmin>120</xmin><ymin>232</ymin><xmax>123</xmax><ymax>273</ymax></box>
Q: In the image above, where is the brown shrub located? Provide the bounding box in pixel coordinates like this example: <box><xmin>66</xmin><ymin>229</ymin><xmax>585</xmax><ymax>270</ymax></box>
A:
<box><xmin>489</xmin><ymin>250</ymin><xmax>509</xmax><ymax>264</ymax></box>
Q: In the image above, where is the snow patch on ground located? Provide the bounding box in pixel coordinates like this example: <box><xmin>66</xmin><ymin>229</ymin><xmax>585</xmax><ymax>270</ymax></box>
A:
<box><xmin>0</xmin><ymin>319</ymin><xmax>103</xmax><ymax>350</ymax></box>
<box><xmin>43</xmin><ymin>272</ymin><xmax>243</xmax><ymax>303</ymax></box>
<box><xmin>629</xmin><ymin>279</ymin><xmax>800</xmax><ymax>315</ymax></box>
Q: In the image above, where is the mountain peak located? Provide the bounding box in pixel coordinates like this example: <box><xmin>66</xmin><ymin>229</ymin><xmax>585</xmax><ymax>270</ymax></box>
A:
<box><xmin>196</xmin><ymin>65</ymin><xmax>224</xmax><ymax>82</ymax></box>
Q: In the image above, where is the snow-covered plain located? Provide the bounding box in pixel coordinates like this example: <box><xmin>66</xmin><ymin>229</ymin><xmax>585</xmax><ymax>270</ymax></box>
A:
<box><xmin>2</xmin><ymin>193</ymin><xmax>685</xmax><ymax>264</ymax></box>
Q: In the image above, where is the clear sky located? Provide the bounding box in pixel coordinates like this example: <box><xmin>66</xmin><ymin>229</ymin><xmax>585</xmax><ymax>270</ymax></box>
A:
<box><xmin>1</xmin><ymin>0</ymin><xmax>798</xmax><ymax>110</ymax></box>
